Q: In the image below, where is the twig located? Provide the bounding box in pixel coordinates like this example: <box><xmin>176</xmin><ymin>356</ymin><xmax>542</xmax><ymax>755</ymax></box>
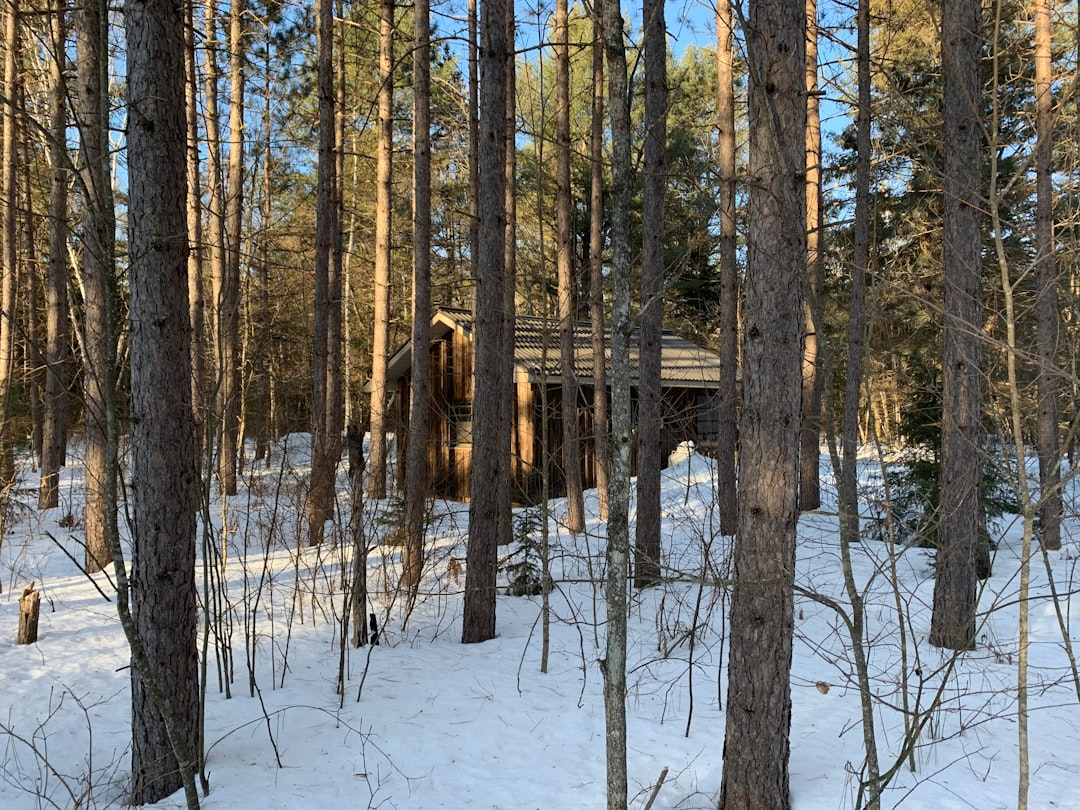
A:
<box><xmin>44</xmin><ymin>532</ymin><xmax>112</xmax><ymax>602</ymax></box>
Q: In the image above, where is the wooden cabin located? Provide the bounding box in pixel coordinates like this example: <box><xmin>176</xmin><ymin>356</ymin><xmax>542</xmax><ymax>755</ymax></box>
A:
<box><xmin>385</xmin><ymin>307</ymin><xmax>725</xmax><ymax>503</ymax></box>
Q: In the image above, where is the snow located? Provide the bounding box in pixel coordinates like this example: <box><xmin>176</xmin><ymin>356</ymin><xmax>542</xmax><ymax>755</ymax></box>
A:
<box><xmin>2</xmin><ymin>436</ymin><xmax>1079</xmax><ymax>809</ymax></box>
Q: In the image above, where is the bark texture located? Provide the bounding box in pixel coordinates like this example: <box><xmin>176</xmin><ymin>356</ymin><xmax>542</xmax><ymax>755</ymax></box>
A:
<box><xmin>634</xmin><ymin>0</ymin><xmax>666</xmax><ymax>586</ymax></box>
<box><xmin>463</xmin><ymin>0</ymin><xmax>510</xmax><ymax>644</ymax></box>
<box><xmin>75</xmin><ymin>0</ymin><xmax>114</xmax><ymax>574</ymax></box>
<box><xmin>930</xmin><ymin>0</ymin><xmax>983</xmax><ymax>651</ymax></box>
<box><xmin>125</xmin><ymin>0</ymin><xmax>200</xmax><ymax>801</ymax></box>
<box><xmin>715</xmin><ymin>0</ymin><xmax>738</xmax><ymax>537</ymax></box>
<box><xmin>601</xmin><ymin>0</ymin><xmax>633</xmax><ymax>803</ymax></box>
<box><xmin>556</xmin><ymin>0</ymin><xmax>585</xmax><ymax>535</ymax></box>
<box><xmin>403</xmin><ymin>0</ymin><xmax>431</xmax><ymax>598</ymax></box>
<box><xmin>1034</xmin><ymin>0</ymin><xmax>1061</xmax><ymax>551</ymax></box>
<box><xmin>719</xmin><ymin>0</ymin><xmax>806</xmax><ymax>806</ymax></box>
<box><xmin>366</xmin><ymin>0</ymin><xmax>395</xmax><ymax>501</ymax></box>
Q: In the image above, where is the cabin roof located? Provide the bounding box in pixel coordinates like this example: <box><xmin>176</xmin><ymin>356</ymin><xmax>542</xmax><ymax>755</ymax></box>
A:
<box><xmin>385</xmin><ymin>307</ymin><xmax>723</xmax><ymax>389</ymax></box>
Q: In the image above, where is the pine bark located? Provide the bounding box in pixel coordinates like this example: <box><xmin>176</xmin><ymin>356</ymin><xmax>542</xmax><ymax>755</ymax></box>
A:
<box><xmin>719</xmin><ymin>0</ymin><xmax>806</xmax><ymax>806</ymax></box>
<box><xmin>75</xmin><ymin>0</ymin><xmax>114</xmax><ymax>574</ymax></box>
<box><xmin>0</xmin><ymin>1</ymin><xmax>19</xmax><ymax>490</ymax></box>
<box><xmin>403</xmin><ymin>0</ymin><xmax>432</xmax><ymax>598</ymax></box>
<box><xmin>185</xmin><ymin>0</ymin><xmax>207</xmax><ymax>457</ymax></box>
<box><xmin>125</xmin><ymin>0</ymin><xmax>200</xmax><ymax>801</ymax></box>
<box><xmin>634</xmin><ymin>0</ymin><xmax>666</xmax><ymax>586</ymax></box>
<box><xmin>588</xmin><ymin>4</ymin><xmax>609</xmax><ymax>521</ymax></box>
<box><xmin>1034</xmin><ymin>0</ymin><xmax>1061</xmax><ymax>551</ymax></box>
<box><xmin>308</xmin><ymin>0</ymin><xmax>340</xmax><ymax>545</ymax></box>
<box><xmin>40</xmin><ymin>5</ymin><xmax>70</xmax><ymax>511</ymax></box>
<box><xmin>463</xmin><ymin>0</ymin><xmax>510</xmax><ymax>643</ymax></box>
<box><xmin>366</xmin><ymin>0</ymin><xmax>395</xmax><ymax>501</ymax></box>
<box><xmin>800</xmin><ymin>0</ymin><xmax>823</xmax><ymax>512</ymax></box>
<box><xmin>840</xmin><ymin>0</ymin><xmax>871</xmax><ymax>547</ymax></box>
<box><xmin>556</xmin><ymin>0</ymin><xmax>585</xmax><ymax>534</ymax></box>
<box><xmin>218</xmin><ymin>0</ymin><xmax>246</xmax><ymax>496</ymax></box>
<box><xmin>930</xmin><ymin>0</ymin><xmax>983</xmax><ymax>651</ymax></box>
<box><xmin>715</xmin><ymin>0</ymin><xmax>738</xmax><ymax>537</ymax></box>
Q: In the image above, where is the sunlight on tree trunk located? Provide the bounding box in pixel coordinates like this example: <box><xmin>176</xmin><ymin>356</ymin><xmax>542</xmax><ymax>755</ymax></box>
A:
<box><xmin>930</xmin><ymin>0</ymin><xmax>983</xmax><ymax>652</ymax></box>
<box><xmin>634</xmin><ymin>0</ymin><xmax>666</xmax><ymax>587</ymax></box>
<box><xmin>463</xmin><ymin>0</ymin><xmax>510</xmax><ymax>644</ymax></box>
<box><xmin>556</xmin><ymin>0</ymin><xmax>585</xmax><ymax>535</ymax></box>
<box><xmin>714</xmin><ymin>0</ymin><xmax>738</xmax><ymax>538</ymax></box>
<box><xmin>720</xmin><ymin>1</ymin><xmax>805</xmax><ymax>807</ymax></box>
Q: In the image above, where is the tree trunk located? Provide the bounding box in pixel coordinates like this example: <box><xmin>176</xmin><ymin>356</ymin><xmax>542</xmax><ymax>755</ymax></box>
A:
<box><xmin>185</xmin><ymin>0</ymin><xmax>207</xmax><ymax>459</ymax></box>
<box><xmin>499</xmin><ymin>8</ymin><xmax>517</xmax><ymax>549</ymax></box>
<box><xmin>0</xmin><ymin>0</ymin><xmax>19</xmax><ymax>491</ymax></box>
<box><xmin>556</xmin><ymin>0</ymin><xmax>585</xmax><ymax>534</ymax></box>
<box><xmin>930</xmin><ymin>0</ymin><xmax>983</xmax><ymax>652</ymax></box>
<box><xmin>403</xmin><ymin>0</ymin><xmax>431</xmax><ymax>600</ymax></box>
<box><xmin>840</xmin><ymin>0</ymin><xmax>871</xmax><ymax>549</ymax></box>
<box><xmin>1034</xmin><ymin>0</ymin><xmax>1060</xmax><ymax>551</ymax></box>
<box><xmin>715</xmin><ymin>0</ymin><xmax>738</xmax><ymax>537</ymax></box>
<box><xmin>309</xmin><ymin>0</ymin><xmax>339</xmax><ymax>546</ymax></box>
<box><xmin>125</xmin><ymin>0</ymin><xmax>200</xmax><ymax>802</ymax></box>
<box><xmin>40</xmin><ymin>4</ymin><xmax>70</xmax><ymax>511</ymax></box>
<box><xmin>634</xmin><ymin>0</ymin><xmax>666</xmax><ymax>587</ymax></box>
<box><xmin>463</xmin><ymin>0</ymin><xmax>510</xmax><ymax>644</ymax></box>
<box><xmin>800</xmin><ymin>0</ymin><xmax>823</xmax><ymax>512</ymax></box>
<box><xmin>218</xmin><ymin>0</ymin><xmax>246</xmax><ymax>496</ymax></box>
<box><xmin>75</xmin><ymin>0</ymin><xmax>114</xmax><ymax>575</ymax></box>
<box><xmin>202</xmin><ymin>0</ymin><xmax>229</xmax><ymax>489</ymax></box>
<box><xmin>719</xmin><ymin>0</ymin><xmax>806</xmax><ymax>807</ymax></box>
<box><xmin>601</xmin><ymin>0</ymin><xmax>633</xmax><ymax>802</ymax></box>
<box><xmin>366</xmin><ymin>0</ymin><xmax>395</xmax><ymax>501</ymax></box>
<box><xmin>588</xmin><ymin>4</ymin><xmax>609</xmax><ymax>522</ymax></box>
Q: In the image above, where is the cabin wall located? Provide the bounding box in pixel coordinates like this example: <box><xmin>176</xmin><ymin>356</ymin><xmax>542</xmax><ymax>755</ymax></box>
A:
<box><xmin>394</xmin><ymin>332</ymin><xmax>721</xmax><ymax>505</ymax></box>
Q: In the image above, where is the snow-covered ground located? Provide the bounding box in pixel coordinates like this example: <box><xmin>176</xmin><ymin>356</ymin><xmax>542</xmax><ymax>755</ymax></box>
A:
<box><xmin>1</xmin><ymin>436</ymin><xmax>1078</xmax><ymax>809</ymax></box>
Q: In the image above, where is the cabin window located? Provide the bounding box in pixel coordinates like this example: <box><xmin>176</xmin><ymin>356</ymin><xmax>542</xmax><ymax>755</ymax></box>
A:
<box><xmin>449</xmin><ymin>401</ymin><xmax>473</xmax><ymax>446</ymax></box>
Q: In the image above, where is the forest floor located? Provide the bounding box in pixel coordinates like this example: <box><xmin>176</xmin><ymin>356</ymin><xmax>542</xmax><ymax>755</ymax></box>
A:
<box><xmin>1</xmin><ymin>435</ymin><xmax>1078</xmax><ymax>809</ymax></box>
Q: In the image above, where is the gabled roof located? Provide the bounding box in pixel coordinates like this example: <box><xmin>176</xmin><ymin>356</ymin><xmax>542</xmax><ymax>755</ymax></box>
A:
<box><xmin>385</xmin><ymin>307</ymin><xmax>722</xmax><ymax>389</ymax></box>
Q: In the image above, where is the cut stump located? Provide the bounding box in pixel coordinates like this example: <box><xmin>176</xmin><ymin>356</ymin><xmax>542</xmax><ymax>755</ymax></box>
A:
<box><xmin>18</xmin><ymin>585</ymin><xmax>41</xmax><ymax>645</ymax></box>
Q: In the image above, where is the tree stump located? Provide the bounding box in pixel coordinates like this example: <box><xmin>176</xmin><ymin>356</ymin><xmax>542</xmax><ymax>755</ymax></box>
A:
<box><xmin>18</xmin><ymin>585</ymin><xmax>41</xmax><ymax>645</ymax></box>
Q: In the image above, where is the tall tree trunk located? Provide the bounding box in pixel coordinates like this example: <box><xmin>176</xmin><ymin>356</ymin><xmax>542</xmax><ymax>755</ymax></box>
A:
<box><xmin>468</xmin><ymin>0</ymin><xmax>479</xmax><ymax>287</ymax></box>
<box><xmin>556</xmin><ymin>0</ymin><xmax>585</xmax><ymax>533</ymax></box>
<box><xmin>930</xmin><ymin>0</ymin><xmax>984</xmax><ymax>651</ymax></box>
<box><xmin>463</xmin><ymin>0</ymin><xmax>510</xmax><ymax>644</ymax></box>
<box><xmin>1034</xmin><ymin>0</ymin><xmax>1060</xmax><ymax>551</ymax></box>
<box><xmin>328</xmin><ymin>1</ymin><xmax>344</xmax><ymax>495</ymax></box>
<box><xmin>601</xmin><ymin>0</ymin><xmax>633</xmax><ymax>802</ymax></box>
<box><xmin>403</xmin><ymin>0</ymin><xmax>431</xmax><ymax>599</ymax></box>
<box><xmin>202</xmin><ymin>0</ymin><xmax>229</xmax><ymax>490</ymax></box>
<box><xmin>0</xmin><ymin>0</ymin><xmax>19</xmax><ymax>491</ymax></box>
<box><xmin>719</xmin><ymin>0</ymin><xmax>806</xmax><ymax>807</ymax></box>
<box><xmin>367</xmin><ymin>0</ymin><xmax>394</xmax><ymax>501</ymax></box>
<box><xmin>185</xmin><ymin>0</ymin><xmax>207</xmax><ymax>458</ymax></box>
<box><xmin>499</xmin><ymin>8</ymin><xmax>517</xmax><ymax>548</ymax></box>
<box><xmin>715</xmin><ymin>0</ymin><xmax>738</xmax><ymax>537</ymax></box>
<box><xmin>840</xmin><ymin>0</ymin><xmax>871</xmax><ymax>549</ymax></box>
<box><xmin>125</xmin><ymin>0</ymin><xmax>200</xmax><ymax>802</ymax></box>
<box><xmin>800</xmin><ymin>0</ymin><xmax>823</xmax><ymax>512</ymax></box>
<box><xmin>40</xmin><ymin>4</ymin><xmax>70</xmax><ymax>511</ymax></box>
<box><xmin>309</xmin><ymin>0</ymin><xmax>339</xmax><ymax>546</ymax></box>
<box><xmin>76</xmin><ymin>0</ymin><xmax>114</xmax><ymax>574</ymax></box>
<box><xmin>634</xmin><ymin>0</ymin><xmax>666</xmax><ymax>586</ymax></box>
<box><xmin>24</xmin><ymin>124</ymin><xmax>42</xmax><ymax>473</ymax></box>
<box><xmin>252</xmin><ymin>30</ymin><xmax>272</xmax><ymax>464</ymax></box>
<box><xmin>588</xmin><ymin>4</ymin><xmax>609</xmax><ymax>521</ymax></box>
<box><xmin>218</xmin><ymin>0</ymin><xmax>246</xmax><ymax>496</ymax></box>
